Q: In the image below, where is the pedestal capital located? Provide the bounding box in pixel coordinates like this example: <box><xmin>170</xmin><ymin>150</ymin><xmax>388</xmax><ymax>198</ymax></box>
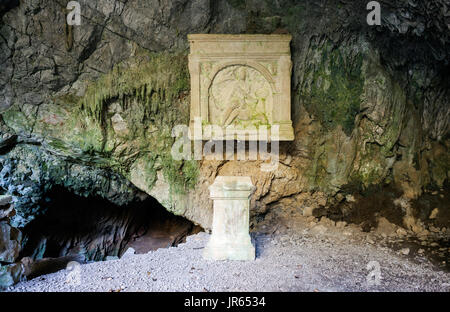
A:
<box><xmin>209</xmin><ymin>176</ymin><xmax>256</xmax><ymax>199</ymax></box>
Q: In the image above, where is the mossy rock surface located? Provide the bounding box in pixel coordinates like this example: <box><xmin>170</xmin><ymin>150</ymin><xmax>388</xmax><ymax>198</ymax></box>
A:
<box><xmin>301</xmin><ymin>42</ymin><xmax>364</xmax><ymax>136</ymax></box>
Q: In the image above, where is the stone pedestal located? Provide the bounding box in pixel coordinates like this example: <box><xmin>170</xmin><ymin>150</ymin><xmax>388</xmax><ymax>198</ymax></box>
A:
<box><xmin>203</xmin><ymin>176</ymin><xmax>256</xmax><ymax>261</ymax></box>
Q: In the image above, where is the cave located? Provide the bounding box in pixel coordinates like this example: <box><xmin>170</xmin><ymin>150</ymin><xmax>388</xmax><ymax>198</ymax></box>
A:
<box><xmin>0</xmin><ymin>0</ymin><xmax>449</xmax><ymax>295</ymax></box>
<box><xmin>19</xmin><ymin>185</ymin><xmax>201</xmax><ymax>276</ymax></box>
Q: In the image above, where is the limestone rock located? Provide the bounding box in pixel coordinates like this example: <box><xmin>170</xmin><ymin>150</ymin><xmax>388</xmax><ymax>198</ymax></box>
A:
<box><xmin>0</xmin><ymin>0</ymin><xmax>447</xmax><ymax>233</ymax></box>
<box><xmin>396</xmin><ymin>228</ymin><xmax>408</xmax><ymax>236</ymax></box>
<box><xmin>400</xmin><ymin>248</ymin><xmax>410</xmax><ymax>256</ymax></box>
<box><xmin>375</xmin><ymin>217</ymin><xmax>397</xmax><ymax>237</ymax></box>
<box><xmin>310</xmin><ymin>225</ymin><xmax>328</xmax><ymax>236</ymax></box>
<box><xmin>429</xmin><ymin>208</ymin><xmax>439</xmax><ymax>219</ymax></box>
<box><xmin>0</xmin><ymin>195</ymin><xmax>12</xmax><ymax>207</ymax></box>
<box><xmin>0</xmin><ymin>204</ymin><xmax>14</xmax><ymax>220</ymax></box>
<box><xmin>0</xmin><ymin>221</ymin><xmax>21</xmax><ymax>263</ymax></box>
<box><xmin>319</xmin><ymin>217</ymin><xmax>335</xmax><ymax>227</ymax></box>
<box><xmin>0</xmin><ymin>194</ymin><xmax>23</xmax><ymax>288</ymax></box>
<box><xmin>0</xmin><ymin>263</ymin><xmax>24</xmax><ymax>289</ymax></box>
<box><xmin>343</xmin><ymin>228</ymin><xmax>356</xmax><ymax>236</ymax></box>
<box><xmin>20</xmin><ymin>255</ymin><xmax>84</xmax><ymax>280</ymax></box>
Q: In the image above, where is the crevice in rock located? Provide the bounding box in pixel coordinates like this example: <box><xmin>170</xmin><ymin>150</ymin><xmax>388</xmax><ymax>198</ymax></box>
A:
<box><xmin>19</xmin><ymin>185</ymin><xmax>202</xmax><ymax>263</ymax></box>
<box><xmin>327</xmin><ymin>184</ymin><xmax>405</xmax><ymax>232</ymax></box>
<box><xmin>0</xmin><ymin>0</ymin><xmax>19</xmax><ymax>18</ymax></box>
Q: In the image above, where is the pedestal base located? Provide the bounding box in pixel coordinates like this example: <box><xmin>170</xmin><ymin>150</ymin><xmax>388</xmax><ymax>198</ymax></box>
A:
<box><xmin>203</xmin><ymin>236</ymin><xmax>255</xmax><ymax>261</ymax></box>
<box><xmin>202</xmin><ymin>176</ymin><xmax>256</xmax><ymax>261</ymax></box>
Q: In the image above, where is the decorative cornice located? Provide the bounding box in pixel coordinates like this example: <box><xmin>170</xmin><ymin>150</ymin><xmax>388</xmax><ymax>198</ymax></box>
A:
<box><xmin>188</xmin><ymin>34</ymin><xmax>292</xmax><ymax>42</ymax></box>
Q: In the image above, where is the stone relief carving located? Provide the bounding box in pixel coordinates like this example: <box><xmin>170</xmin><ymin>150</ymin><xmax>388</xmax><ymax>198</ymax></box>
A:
<box><xmin>208</xmin><ymin>65</ymin><xmax>272</xmax><ymax>128</ymax></box>
<box><xmin>188</xmin><ymin>34</ymin><xmax>294</xmax><ymax>141</ymax></box>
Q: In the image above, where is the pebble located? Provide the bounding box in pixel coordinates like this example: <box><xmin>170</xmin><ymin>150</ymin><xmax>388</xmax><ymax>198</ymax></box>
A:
<box><xmin>310</xmin><ymin>224</ymin><xmax>327</xmax><ymax>235</ymax></box>
<box><xmin>400</xmin><ymin>248</ymin><xmax>410</xmax><ymax>255</ymax></box>
<box><xmin>5</xmin><ymin>230</ymin><xmax>449</xmax><ymax>293</ymax></box>
<box><xmin>343</xmin><ymin>229</ymin><xmax>353</xmax><ymax>236</ymax></box>
<box><xmin>429</xmin><ymin>208</ymin><xmax>439</xmax><ymax>219</ymax></box>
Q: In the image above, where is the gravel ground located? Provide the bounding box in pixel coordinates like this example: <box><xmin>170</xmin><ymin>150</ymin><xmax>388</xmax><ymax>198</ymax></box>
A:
<box><xmin>5</xmin><ymin>222</ymin><xmax>450</xmax><ymax>292</ymax></box>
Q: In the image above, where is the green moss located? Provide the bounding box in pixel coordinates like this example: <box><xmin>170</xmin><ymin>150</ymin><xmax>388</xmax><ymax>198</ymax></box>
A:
<box><xmin>302</xmin><ymin>43</ymin><xmax>364</xmax><ymax>136</ymax></box>
<box><xmin>282</xmin><ymin>4</ymin><xmax>306</xmax><ymax>31</ymax></box>
<box><xmin>378</xmin><ymin>82</ymin><xmax>405</xmax><ymax>154</ymax></box>
<box><xmin>47</xmin><ymin>138</ymin><xmax>69</xmax><ymax>151</ymax></box>
<box><xmin>75</xmin><ymin>51</ymin><xmax>198</xmax><ymax>195</ymax></box>
<box><xmin>79</xmin><ymin>51</ymin><xmax>189</xmax><ymax>125</ymax></box>
<box><xmin>1</xmin><ymin>107</ymin><xmax>33</xmax><ymax>134</ymax></box>
<box><xmin>3</xmin><ymin>50</ymin><xmax>198</xmax><ymax>202</ymax></box>
<box><xmin>53</xmin><ymin>93</ymin><xmax>81</xmax><ymax>107</ymax></box>
<box><xmin>134</xmin><ymin>154</ymin><xmax>158</xmax><ymax>190</ymax></box>
<box><xmin>356</xmin><ymin>164</ymin><xmax>384</xmax><ymax>187</ymax></box>
<box><xmin>159</xmin><ymin>153</ymin><xmax>199</xmax><ymax>194</ymax></box>
<box><xmin>227</xmin><ymin>0</ymin><xmax>246</xmax><ymax>10</ymax></box>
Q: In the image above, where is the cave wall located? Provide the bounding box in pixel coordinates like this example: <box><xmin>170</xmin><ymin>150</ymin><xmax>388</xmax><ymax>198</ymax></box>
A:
<box><xmin>0</xmin><ymin>0</ymin><xmax>448</xmax><ymax>230</ymax></box>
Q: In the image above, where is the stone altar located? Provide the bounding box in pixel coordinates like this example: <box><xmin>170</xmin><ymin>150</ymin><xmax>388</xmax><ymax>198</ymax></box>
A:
<box><xmin>188</xmin><ymin>34</ymin><xmax>294</xmax><ymax>141</ymax></box>
<box><xmin>203</xmin><ymin>176</ymin><xmax>256</xmax><ymax>261</ymax></box>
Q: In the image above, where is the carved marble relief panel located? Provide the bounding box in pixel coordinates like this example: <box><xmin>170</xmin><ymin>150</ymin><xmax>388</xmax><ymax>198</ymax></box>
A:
<box><xmin>188</xmin><ymin>34</ymin><xmax>294</xmax><ymax>141</ymax></box>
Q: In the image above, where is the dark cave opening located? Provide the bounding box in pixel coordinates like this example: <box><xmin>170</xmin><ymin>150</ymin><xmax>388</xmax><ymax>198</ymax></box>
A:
<box><xmin>20</xmin><ymin>185</ymin><xmax>202</xmax><ymax>264</ymax></box>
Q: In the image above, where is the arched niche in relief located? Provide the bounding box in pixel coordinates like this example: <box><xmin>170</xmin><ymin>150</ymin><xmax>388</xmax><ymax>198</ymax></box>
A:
<box><xmin>188</xmin><ymin>34</ymin><xmax>294</xmax><ymax>141</ymax></box>
<box><xmin>208</xmin><ymin>64</ymin><xmax>274</xmax><ymax>128</ymax></box>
